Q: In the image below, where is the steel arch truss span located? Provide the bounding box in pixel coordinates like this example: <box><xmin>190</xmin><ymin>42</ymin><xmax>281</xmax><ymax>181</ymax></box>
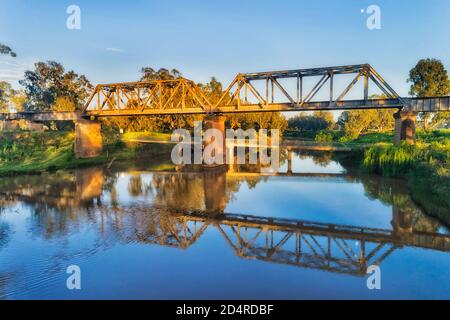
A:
<box><xmin>84</xmin><ymin>78</ymin><xmax>212</xmax><ymax>117</ymax></box>
<box><xmin>214</xmin><ymin>64</ymin><xmax>404</xmax><ymax>113</ymax></box>
<box><xmin>83</xmin><ymin>64</ymin><xmax>450</xmax><ymax>116</ymax></box>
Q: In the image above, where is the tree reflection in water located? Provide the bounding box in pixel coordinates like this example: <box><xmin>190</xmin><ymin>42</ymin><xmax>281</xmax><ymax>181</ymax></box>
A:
<box><xmin>0</xmin><ymin>151</ymin><xmax>448</xmax><ymax>281</ymax></box>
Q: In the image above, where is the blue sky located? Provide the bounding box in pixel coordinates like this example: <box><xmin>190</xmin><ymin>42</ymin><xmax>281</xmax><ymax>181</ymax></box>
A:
<box><xmin>1</xmin><ymin>0</ymin><xmax>450</xmax><ymax>98</ymax></box>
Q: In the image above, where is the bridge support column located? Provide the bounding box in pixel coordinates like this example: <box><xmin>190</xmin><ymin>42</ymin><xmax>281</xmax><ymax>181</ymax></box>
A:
<box><xmin>203</xmin><ymin>165</ymin><xmax>228</xmax><ymax>214</ymax></box>
<box><xmin>203</xmin><ymin>115</ymin><xmax>226</xmax><ymax>168</ymax></box>
<box><xmin>75</xmin><ymin>167</ymin><xmax>105</xmax><ymax>205</ymax></box>
<box><xmin>74</xmin><ymin>119</ymin><xmax>103</xmax><ymax>158</ymax></box>
<box><xmin>394</xmin><ymin>111</ymin><xmax>417</xmax><ymax>145</ymax></box>
<box><xmin>287</xmin><ymin>147</ymin><xmax>293</xmax><ymax>175</ymax></box>
<box><xmin>392</xmin><ymin>206</ymin><xmax>413</xmax><ymax>242</ymax></box>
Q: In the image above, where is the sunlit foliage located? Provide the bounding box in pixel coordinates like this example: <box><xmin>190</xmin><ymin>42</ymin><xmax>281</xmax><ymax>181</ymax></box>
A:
<box><xmin>19</xmin><ymin>61</ymin><xmax>92</xmax><ymax>112</ymax></box>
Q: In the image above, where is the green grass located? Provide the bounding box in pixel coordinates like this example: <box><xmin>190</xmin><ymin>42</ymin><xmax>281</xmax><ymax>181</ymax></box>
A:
<box><xmin>122</xmin><ymin>131</ymin><xmax>172</xmax><ymax>142</ymax></box>
<box><xmin>0</xmin><ymin>130</ymin><xmax>172</xmax><ymax>176</ymax></box>
<box><xmin>0</xmin><ymin>132</ymin><xmax>106</xmax><ymax>175</ymax></box>
<box><xmin>416</xmin><ymin>129</ymin><xmax>450</xmax><ymax>144</ymax></box>
<box><xmin>362</xmin><ymin>144</ymin><xmax>417</xmax><ymax>176</ymax></box>
<box><xmin>341</xmin><ymin>132</ymin><xmax>393</xmax><ymax>144</ymax></box>
<box><xmin>338</xmin><ymin>129</ymin><xmax>450</xmax><ymax>146</ymax></box>
<box><xmin>361</xmin><ymin>140</ymin><xmax>450</xmax><ymax>225</ymax></box>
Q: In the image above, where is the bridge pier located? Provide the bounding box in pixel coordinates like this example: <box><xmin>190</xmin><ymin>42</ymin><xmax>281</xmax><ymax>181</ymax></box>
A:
<box><xmin>394</xmin><ymin>111</ymin><xmax>417</xmax><ymax>145</ymax></box>
<box><xmin>203</xmin><ymin>115</ymin><xmax>226</xmax><ymax>168</ymax></box>
<box><xmin>391</xmin><ymin>206</ymin><xmax>414</xmax><ymax>242</ymax></box>
<box><xmin>74</xmin><ymin>119</ymin><xmax>103</xmax><ymax>158</ymax></box>
<box><xmin>75</xmin><ymin>167</ymin><xmax>105</xmax><ymax>205</ymax></box>
<box><xmin>203</xmin><ymin>165</ymin><xmax>228</xmax><ymax>214</ymax></box>
<box><xmin>287</xmin><ymin>147</ymin><xmax>293</xmax><ymax>175</ymax></box>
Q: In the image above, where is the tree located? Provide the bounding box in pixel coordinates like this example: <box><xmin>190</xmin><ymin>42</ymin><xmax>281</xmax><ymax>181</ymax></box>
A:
<box><xmin>287</xmin><ymin>112</ymin><xmax>331</xmax><ymax>133</ymax></box>
<box><xmin>372</xmin><ymin>109</ymin><xmax>395</xmax><ymax>131</ymax></box>
<box><xmin>19</xmin><ymin>61</ymin><xmax>92</xmax><ymax>111</ymax></box>
<box><xmin>0</xmin><ymin>82</ymin><xmax>12</xmax><ymax>112</ymax></box>
<box><xmin>336</xmin><ymin>93</ymin><xmax>396</xmax><ymax>139</ymax></box>
<box><xmin>199</xmin><ymin>77</ymin><xmax>223</xmax><ymax>104</ymax></box>
<box><xmin>226</xmin><ymin>111</ymin><xmax>287</xmax><ymax>134</ymax></box>
<box><xmin>313</xmin><ymin>111</ymin><xmax>334</xmax><ymax>128</ymax></box>
<box><xmin>0</xmin><ymin>43</ymin><xmax>16</xmax><ymax>57</ymax></box>
<box><xmin>428</xmin><ymin>112</ymin><xmax>450</xmax><ymax>129</ymax></box>
<box><xmin>338</xmin><ymin>110</ymin><xmax>377</xmax><ymax>139</ymax></box>
<box><xmin>0</xmin><ymin>45</ymin><xmax>17</xmax><ymax>112</ymax></box>
<box><xmin>408</xmin><ymin>59</ymin><xmax>450</xmax><ymax>97</ymax></box>
<box><xmin>408</xmin><ymin>58</ymin><xmax>450</xmax><ymax>130</ymax></box>
<box><xmin>368</xmin><ymin>94</ymin><xmax>395</xmax><ymax>131</ymax></box>
<box><xmin>140</xmin><ymin>67</ymin><xmax>181</xmax><ymax>81</ymax></box>
<box><xmin>9</xmin><ymin>90</ymin><xmax>27</xmax><ymax>112</ymax></box>
<box><xmin>0</xmin><ymin>81</ymin><xmax>27</xmax><ymax>113</ymax></box>
<box><xmin>337</xmin><ymin>109</ymin><xmax>395</xmax><ymax>139</ymax></box>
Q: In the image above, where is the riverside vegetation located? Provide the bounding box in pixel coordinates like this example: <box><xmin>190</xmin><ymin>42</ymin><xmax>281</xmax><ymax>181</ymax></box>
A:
<box><xmin>360</xmin><ymin>130</ymin><xmax>450</xmax><ymax>225</ymax></box>
<box><xmin>0</xmin><ymin>127</ymin><xmax>448</xmax><ymax>226</ymax></box>
<box><xmin>0</xmin><ymin>129</ymin><xmax>172</xmax><ymax>176</ymax></box>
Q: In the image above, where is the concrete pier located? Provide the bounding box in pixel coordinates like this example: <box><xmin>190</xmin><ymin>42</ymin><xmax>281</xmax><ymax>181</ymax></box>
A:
<box><xmin>75</xmin><ymin>167</ymin><xmax>105</xmax><ymax>204</ymax></box>
<box><xmin>203</xmin><ymin>165</ymin><xmax>228</xmax><ymax>214</ymax></box>
<box><xmin>391</xmin><ymin>206</ymin><xmax>413</xmax><ymax>242</ymax></box>
<box><xmin>394</xmin><ymin>111</ymin><xmax>417</xmax><ymax>144</ymax></box>
<box><xmin>74</xmin><ymin>119</ymin><xmax>103</xmax><ymax>158</ymax></box>
<box><xmin>203</xmin><ymin>115</ymin><xmax>226</xmax><ymax>168</ymax></box>
<box><xmin>287</xmin><ymin>147</ymin><xmax>293</xmax><ymax>175</ymax></box>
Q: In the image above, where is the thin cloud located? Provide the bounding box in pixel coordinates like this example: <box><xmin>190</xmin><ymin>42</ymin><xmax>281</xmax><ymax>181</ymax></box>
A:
<box><xmin>105</xmin><ymin>47</ymin><xmax>123</xmax><ymax>53</ymax></box>
<box><xmin>0</xmin><ymin>56</ymin><xmax>34</xmax><ymax>83</ymax></box>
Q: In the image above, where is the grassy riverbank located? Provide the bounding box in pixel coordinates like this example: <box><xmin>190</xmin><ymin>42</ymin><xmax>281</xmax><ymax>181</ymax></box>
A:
<box><xmin>0</xmin><ymin>130</ymin><xmax>172</xmax><ymax>176</ymax></box>
<box><xmin>285</xmin><ymin>129</ymin><xmax>450</xmax><ymax>148</ymax></box>
<box><xmin>361</xmin><ymin>138</ymin><xmax>450</xmax><ymax>225</ymax></box>
<box><xmin>122</xmin><ymin>131</ymin><xmax>172</xmax><ymax>142</ymax></box>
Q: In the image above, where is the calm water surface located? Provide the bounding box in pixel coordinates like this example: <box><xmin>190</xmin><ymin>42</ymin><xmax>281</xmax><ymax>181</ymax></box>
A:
<box><xmin>0</xmin><ymin>149</ymin><xmax>449</xmax><ymax>299</ymax></box>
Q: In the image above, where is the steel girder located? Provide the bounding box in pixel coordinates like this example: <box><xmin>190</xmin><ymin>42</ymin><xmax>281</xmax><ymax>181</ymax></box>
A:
<box><xmin>82</xmin><ymin>64</ymin><xmax>450</xmax><ymax>116</ymax></box>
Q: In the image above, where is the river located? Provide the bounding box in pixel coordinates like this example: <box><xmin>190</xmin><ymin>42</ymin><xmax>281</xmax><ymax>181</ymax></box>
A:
<box><xmin>0</xmin><ymin>149</ymin><xmax>449</xmax><ymax>299</ymax></box>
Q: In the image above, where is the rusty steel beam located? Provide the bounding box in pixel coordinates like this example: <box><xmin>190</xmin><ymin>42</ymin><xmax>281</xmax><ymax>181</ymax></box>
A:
<box><xmin>82</xmin><ymin>64</ymin><xmax>450</xmax><ymax>116</ymax></box>
<box><xmin>85</xmin><ymin>99</ymin><xmax>405</xmax><ymax>117</ymax></box>
<box><xmin>3</xmin><ymin>97</ymin><xmax>448</xmax><ymax>121</ymax></box>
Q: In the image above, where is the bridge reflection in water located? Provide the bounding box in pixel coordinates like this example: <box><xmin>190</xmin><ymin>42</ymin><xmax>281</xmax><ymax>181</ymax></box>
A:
<box><xmin>1</xmin><ymin>161</ymin><xmax>449</xmax><ymax>277</ymax></box>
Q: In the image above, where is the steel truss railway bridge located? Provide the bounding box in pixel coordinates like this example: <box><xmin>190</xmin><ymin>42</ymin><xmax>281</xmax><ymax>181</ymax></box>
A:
<box><xmin>83</xmin><ymin>64</ymin><xmax>449</xmax><ymax>115</ymax></box>
<box><xmin>1</xmin><ymin>64</ymin><xmax>449</xmax><ymax>158</ymax></box>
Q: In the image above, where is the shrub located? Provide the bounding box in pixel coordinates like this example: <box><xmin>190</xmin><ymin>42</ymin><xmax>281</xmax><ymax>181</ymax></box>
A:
<box><xmin>315</xmin><ymin>130</ymin><xmax>333</xmax><ymax>143</ymax></box>
<box><xmin>362</xmin><ymin>142</ymin><xmax>449</xmax><ymax>177</ymax></box>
